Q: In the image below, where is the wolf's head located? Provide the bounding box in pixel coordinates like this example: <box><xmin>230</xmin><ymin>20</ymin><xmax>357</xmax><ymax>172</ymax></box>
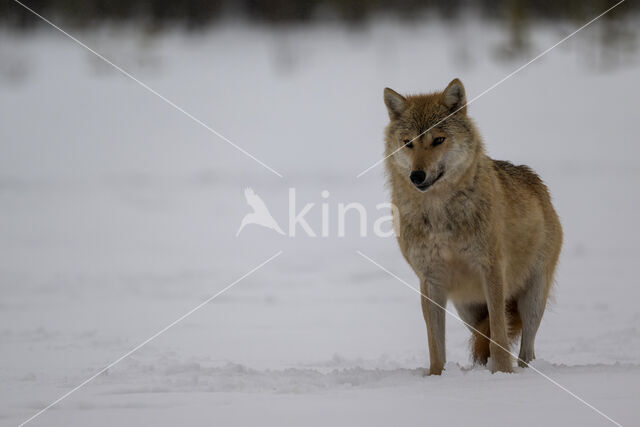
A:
<box><xmin>383</xmin><ymin>79</ymin><xmax>480</xmax><ymax>193</ymax></box>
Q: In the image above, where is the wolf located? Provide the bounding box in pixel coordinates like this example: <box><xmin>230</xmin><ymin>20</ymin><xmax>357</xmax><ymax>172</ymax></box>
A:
<box><xmin>383</xmin><ymin>79</ymin><xmax>562</xmax><ymax>374</ymax></box>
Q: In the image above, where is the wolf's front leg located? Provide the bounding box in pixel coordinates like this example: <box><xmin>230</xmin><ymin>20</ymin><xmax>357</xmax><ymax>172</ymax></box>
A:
<box><xmin>483</xmin><ymin>265</ymin><xmax>513</xmax><ymax>373</ymax></box>
<box><xmin>420</xmin><ymin>280</ymin><xmax>446</xmax><ymax>375</ymax></box>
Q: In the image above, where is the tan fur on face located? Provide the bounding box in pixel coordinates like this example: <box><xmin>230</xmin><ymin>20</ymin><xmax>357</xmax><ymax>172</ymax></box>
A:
<box><xmin>384</xmin><ymin>79</ymin><xmax>563</xmax><ymax>374</ymax></box>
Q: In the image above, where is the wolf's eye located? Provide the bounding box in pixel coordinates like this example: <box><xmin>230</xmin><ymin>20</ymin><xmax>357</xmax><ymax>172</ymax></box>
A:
<box><xmin>403</xmin><ymin>139</ymin><xmax>413</xmax><ymax>149</ymax></box>
<box><xmin>432</xmin><ymin>137</ymin><xmax>445</xmax><ymax>146</ymax></box>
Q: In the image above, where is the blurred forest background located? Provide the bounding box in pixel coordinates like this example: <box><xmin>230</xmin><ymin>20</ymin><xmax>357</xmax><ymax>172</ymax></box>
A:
<box><xmin>2</xmin><ymin>1</ymin><xmax>637</xmax><ymax>66</ymax></box>
<box><xmin>1</xmin><ymin>1</ymin><xmax>635</xmax><ymax>27</ymax></box>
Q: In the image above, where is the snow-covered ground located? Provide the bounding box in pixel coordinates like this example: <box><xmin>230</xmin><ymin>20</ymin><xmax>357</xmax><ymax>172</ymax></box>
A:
<box><xmin>1</xmin><ymin>16</ymin><xmax>640</xmax><ymax>426</ymax></box>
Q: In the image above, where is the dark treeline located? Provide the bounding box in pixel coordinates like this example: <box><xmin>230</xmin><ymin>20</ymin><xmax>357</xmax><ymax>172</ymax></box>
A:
<box><xmin>0</xmin><ymin>0</ymin><xmax>635</xmax><ymax>29</ymax></box>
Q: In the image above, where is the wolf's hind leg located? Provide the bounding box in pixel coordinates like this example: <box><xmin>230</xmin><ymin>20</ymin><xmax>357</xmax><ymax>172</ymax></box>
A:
<box><xmin>454</xmin><ymin>303</ymin><xmax>490</xmax><ymax>365</ymax></box>
<box><xmin>517</xmin><ymin>269</ymin><xmax>548</xmax><ymax>367</ymax></box>
<box><xmin>454</xmin><ymin>302</ymin><xmax>488</xmax><ymax>329</ymax></box>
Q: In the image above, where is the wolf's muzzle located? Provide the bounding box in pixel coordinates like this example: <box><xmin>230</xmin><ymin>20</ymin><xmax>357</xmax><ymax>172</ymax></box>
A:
<box><xmin>412</xmin><ymin>169</ymin><xmax>444</xmax><ymax>192</ymax></box>
<box><xmin>410</xmin><ymin>170</ymin><xmax>426</xmax><ymax>185</ymax></box>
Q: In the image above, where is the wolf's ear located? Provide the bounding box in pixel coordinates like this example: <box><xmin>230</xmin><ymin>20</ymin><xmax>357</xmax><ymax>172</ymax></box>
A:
<box><xmin>384</xmin><ymin>88</ymin><xmax>406</xmax><ymax>120</ymax></box>
<box><xmin>443</xmin><ymin>79</ymin><xmax>466</xmax><ymax>114</ymax></box>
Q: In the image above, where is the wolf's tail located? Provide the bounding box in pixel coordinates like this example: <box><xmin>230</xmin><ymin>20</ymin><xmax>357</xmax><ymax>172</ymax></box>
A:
<box><xmin>470</xmin><ymin>300</ymin><xmax>522</xmax><ymax>365</ymax></box>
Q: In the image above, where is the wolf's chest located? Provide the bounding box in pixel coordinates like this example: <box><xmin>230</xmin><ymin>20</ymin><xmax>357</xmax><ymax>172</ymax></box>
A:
<box><xmin>399</xmin><ymin>213</ymin><xmax>455</xmax><ymax>266</ymax></box>
<box><xmin>400</xmin><ymin>212</ymin><xmax>481</xmax><ymax>272</ymax></box>
<box><xmin>404</xmin><ymin>229</ymin><xmax>455</xmax><ymax>269</ymax></box>
<box><xmin>403</xmin><ymin>230</ymin><xmax>485</xmax><ymax>301</ymax></box>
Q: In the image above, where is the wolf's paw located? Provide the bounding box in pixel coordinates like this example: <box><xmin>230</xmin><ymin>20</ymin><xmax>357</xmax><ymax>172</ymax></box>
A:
<box><xmin>517</xmin><ymin>349</ymin><xmax>535</xmax><ymax>368</ymax></box>
<box><xmin>489</xmin><ymin>344</ymin><xmax>514</xmax><ymax>373</ymax></box>
<box><xmin>427</xmin><ymin>365</ymin><xmax>444</xmax><ymax>376</ymax></box>
<box><xmin>488</xmin><ymin>354</ymin><xmax>513</xmax><ymax>373</ymax></box>
<box><xmin>491</xmin><ymin>363</ymin><xmax>514</xmax><ymax>374</ymax></box>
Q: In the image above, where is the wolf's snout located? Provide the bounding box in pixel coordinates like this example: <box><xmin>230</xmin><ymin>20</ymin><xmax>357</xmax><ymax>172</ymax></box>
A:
<box><xmin>410</xmin><ymin>170</ymin><xmax>426</xmax><ymax>185</ymax></box>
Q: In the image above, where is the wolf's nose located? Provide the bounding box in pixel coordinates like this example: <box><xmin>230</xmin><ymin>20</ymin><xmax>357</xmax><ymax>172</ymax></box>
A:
<box><xmin>410</xmin><ymin>170</ymin><xmax>426</xmax><ymax>185</ymax></box>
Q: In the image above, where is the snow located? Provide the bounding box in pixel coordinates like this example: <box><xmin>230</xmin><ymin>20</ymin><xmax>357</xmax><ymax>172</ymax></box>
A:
<box><xmin>1</xmin><ymin>16</ymin><xmax>640</xmax><ymax>426</ymax></box>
